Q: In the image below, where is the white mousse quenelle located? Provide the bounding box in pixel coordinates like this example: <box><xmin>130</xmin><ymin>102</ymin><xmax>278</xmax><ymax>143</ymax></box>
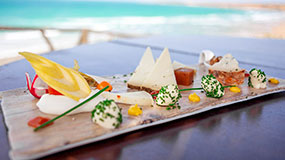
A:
<box><xmin>248</xmin><ymin>68</ymin><xmax>267</xmax><ymax>89</ymax></box>
<box><xmin>102</xmin><ymin>91</ymin><xmax>153</xmax><ymax>106</ymax></box>
<box><xmin>91</xmin><ymin>99</ymin><xmax>122</xmax><ymax>129</ymax></box>
<box><xmin>156</xmin><ymin>84</ymin><xmax>181</xmax><ymax>106</ymax></box>
<box><xmin>201</xmin><ymin>74</ymin><xmax>225</xmax><ymax>98</ymax></box>
<box><xmin>37</xmin><ymin>90</ymin><xmax>106</xmax><ymax>115</ymax></box>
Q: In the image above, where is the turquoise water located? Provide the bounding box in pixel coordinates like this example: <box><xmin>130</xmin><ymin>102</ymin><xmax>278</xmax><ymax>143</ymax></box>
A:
<box><xmin>0</xmin><ymin>1</ymin><xmax>242</xmax><ymax>28</ymax></box>
<box><xmin>0</xmin><ymin>0</ymin><xmax>284</xmax><ymax>35</ymax></box>
<box><xmin>0</xmin><ymin>1</ymin><xmax>243</xmax><ymax>18</ymax></box>
<box><xmin>1</xmin><ymin>0</ymin><xmax>285</xmax><ymax>59</ymax></box>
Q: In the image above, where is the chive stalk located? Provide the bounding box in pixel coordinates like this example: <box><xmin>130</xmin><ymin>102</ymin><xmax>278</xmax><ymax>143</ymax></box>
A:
<box><xmin>151</xmin><ymin>86</ymin><xmax>235</xmax><ymax>97</ymax></box>
<box><xmin>178</xmin><ymin>87</ymin><xmax>203</xmax><ymax>92</ymax></box>
<box><xmin>34</xmin><ymin>86</ymin><xmax>109</xmax><ymax>131</ymax></box>
<box><xmin>179</xmin><ymin>85</ymin><xmax>235</xmax><ymax>92</ymax></box>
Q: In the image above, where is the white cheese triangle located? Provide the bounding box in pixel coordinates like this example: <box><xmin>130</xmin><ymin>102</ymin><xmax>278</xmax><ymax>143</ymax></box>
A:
<box><xmin>127</xmin><ymin>47</ymin><xmax>155</xmax><ymax>88</ymax></box>
<box><xmin>142</xmin><ymin>48</ymin><xmax>177</xmax><ymax>91</ymax></box>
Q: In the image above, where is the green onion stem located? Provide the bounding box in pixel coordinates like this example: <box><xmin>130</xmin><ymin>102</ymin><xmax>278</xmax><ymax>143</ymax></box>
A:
<box><xmin>223</xmin><ymin>85</ymin><xmax>236</xmax><ymax>88</ymax></box>
<box><xmin>34</xmin><ymin>86</ymin><xmax>109</xmax><ymax>132</ymax></box>
<box><xmin>179</xmin><ymin>88</ymin><xmax>203</xmax><ymax>92</ymax></box>
<box><xmin>150</xmin><ymin>85</ymin><xmax>236</xmax><ymax>98</ymax></box>
<box><xmin>179</xmin><ymin>85</ymin><xmax>235</xmax><ymax>92</ymax></box>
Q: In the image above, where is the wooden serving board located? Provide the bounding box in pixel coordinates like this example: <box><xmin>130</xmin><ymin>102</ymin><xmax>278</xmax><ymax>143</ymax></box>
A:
<box><xmin>1</xmin><ymin>64</ymin><xmax>285</xmax><ymax>160</ymax></box>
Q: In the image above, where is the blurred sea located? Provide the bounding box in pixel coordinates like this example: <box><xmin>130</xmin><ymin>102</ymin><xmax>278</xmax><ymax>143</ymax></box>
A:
<box><xmin>1</xmin><ymin>0</ymin><xmax>285</xmax><ymax>60</ymax></box>
<box><xmin>1</xmin><ymin>0</ymin><xmax>285</xmax><ymax>35</ymax></box>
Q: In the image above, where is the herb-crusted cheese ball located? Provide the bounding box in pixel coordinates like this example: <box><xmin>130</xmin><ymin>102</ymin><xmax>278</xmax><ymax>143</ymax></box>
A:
<box><xmin>201</xmin><ymin>74</ymin><xmax>224</xmax><ymax>98</ymax></box>
<box><xmin>156</xmin><ymin>84</ymin><xmax>181</xmax><ymax>106</ymax></box>
<box><xmin>91</xmin><ymin>99</ymin><xmax>122</xmax><ymax>129</ymax></box>
<box><xmin>248</xmin><ymin>68</ymin><xmax>266</xmax><ymax>89</ymax></box>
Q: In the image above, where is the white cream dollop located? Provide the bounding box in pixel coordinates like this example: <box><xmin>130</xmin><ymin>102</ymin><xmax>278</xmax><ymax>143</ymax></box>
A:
<box><xmin>37</xmin><ymin>90</ymin><xmax>105</xmax><ymax>115</ymax></box>
<box><xmin>248</xmin><ymin>69</ymin><xmax>267</xmax><ymax>89</ymax></box>
<box><xmin>156</xmin><ymin>84</ymin><xmax>181</xmax><ymax>106</ymax></box>
<box><xmin>209</xmin><ymin>54</ymin><xmax>241</xmax><ymax>72</ymax></box>
<box><xmin>91</xmin><ymin>100</ymin><xmax>122</xmax><ymax>129</ymax></box>
<box><xmin>201</xmin><ymin>74</ymin><xmax>224</xmax><ymax>98</ymax></box>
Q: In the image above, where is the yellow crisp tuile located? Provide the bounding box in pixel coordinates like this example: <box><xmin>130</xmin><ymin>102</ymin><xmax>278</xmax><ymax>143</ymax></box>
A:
<box><xmin>19</xmin><ymin>52</ymin><xmax>91</xmax><ymax>101</ymax></box>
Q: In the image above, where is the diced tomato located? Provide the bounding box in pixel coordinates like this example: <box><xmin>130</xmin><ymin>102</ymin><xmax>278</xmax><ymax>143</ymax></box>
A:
<box><xmin>150</xmin><ymin>90</ymin><xmax>159</xmax><ymax>100</ymax></box>
<box><xmin>245</xmin><ymin>73</ymin><xmax>250</xmax><ymax>77</ymax></box>
<box><xmin>97</xmin><ymin>81</ymin><xmax>113</xmax><ymax>92</ymax></box>
<box><xmin>28</xmin><ymin>116</ymin><xmax>53</xmax><ymax>128</ymax></box>
<box><xmin>48</xmin><ymin>86</ymin><xmax>63</xmax><ymax>95</ymax></box>
<box><xmin>150</xmin><ymin>90</ymin><xmax>159</xmax><ymax>95</ymax></box>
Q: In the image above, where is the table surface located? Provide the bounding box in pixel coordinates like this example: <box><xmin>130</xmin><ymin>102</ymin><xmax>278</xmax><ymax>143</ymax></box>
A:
<box><xmin>0</xmin><ymin>35</ymin><xmax>285</xmax><ymax>160</ymax></box>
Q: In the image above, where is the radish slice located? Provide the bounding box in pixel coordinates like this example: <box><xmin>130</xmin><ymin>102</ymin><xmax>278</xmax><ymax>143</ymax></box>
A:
<box><xmin>25</xmin><ymin>73</ymin><xmax>48</xmax><ymax>99</ymax></box>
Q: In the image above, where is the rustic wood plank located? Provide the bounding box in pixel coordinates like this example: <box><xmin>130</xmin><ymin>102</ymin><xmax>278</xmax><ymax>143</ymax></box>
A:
<box><xmin>1</xmin><ymin>35</ymin><xmax>285</xmax><ymax>160</ymax></box>
<box><xmin>1</xmin><ymin>65</ymin><xmax>284</xmax><ymax>160</ymax></box>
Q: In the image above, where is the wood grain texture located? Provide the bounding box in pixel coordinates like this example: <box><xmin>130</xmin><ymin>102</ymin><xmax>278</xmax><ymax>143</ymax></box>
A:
<box><xmin>1</xmin><ymin>64</ymin><xmax>284</xmax><ymax>160</ymax></box>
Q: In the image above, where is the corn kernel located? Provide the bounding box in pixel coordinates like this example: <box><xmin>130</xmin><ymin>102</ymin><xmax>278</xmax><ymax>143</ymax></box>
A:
<box><xmin>230</xmin><ymin>86</ymin><xmax>241</xmax><ymax>93</ymax></box>
<box><xmin>188</xmin><ymin>93</ymin><xmax>200</xmax><ymax>102</ymax></box>
<box><xmin>128</xmin><ymin>104</ymin><xmax>142</xmax><ymax>116</ymax></box>
<box><xmin>269</xmin><ymin>78</ymin><xmax>279</xmax><ymax>84</ymax></box>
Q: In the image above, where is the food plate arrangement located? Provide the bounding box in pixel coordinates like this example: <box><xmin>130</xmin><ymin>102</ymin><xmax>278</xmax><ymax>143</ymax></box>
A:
<box><xmin>0</xmin><ymin>48</ymin><xmax>284</xmax><ymax>160</ymax></box>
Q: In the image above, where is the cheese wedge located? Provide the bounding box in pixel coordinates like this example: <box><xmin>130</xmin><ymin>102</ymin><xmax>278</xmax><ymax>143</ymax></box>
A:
<box><xmin>101</xmin><ymin>91</ymin><xmax>153</xmax><ymax>106</ymax></box>
<box><xmin>142</xmin><ymin>48</ymin><xmax>177</xmax><ymax>91</ymax></box>
<box><xmin>127</xmin><ymin>47</ymin><xmax>155</xmax><ymax>89</ymax></box>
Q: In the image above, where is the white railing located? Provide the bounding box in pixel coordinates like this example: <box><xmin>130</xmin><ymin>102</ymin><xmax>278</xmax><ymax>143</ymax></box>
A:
<box><xmin>0</xmin><ymin>26</ymin><xmax>142</xmax><ymax>52</ymax></box>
